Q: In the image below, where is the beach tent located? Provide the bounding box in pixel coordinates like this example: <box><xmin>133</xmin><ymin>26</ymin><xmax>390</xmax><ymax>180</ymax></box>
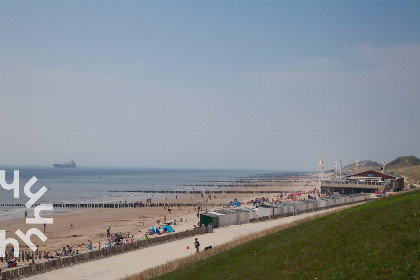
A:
<box><xmin>229</xmin><ymin>200</ymin><xmax>242</xmax><ymax>207</ymax></box>
<box><xmin>162</xmin><ymin>225</ymin><xmax>175</xmax><ymax>232</ymax></box>
<box><xmin>139</xmin><ymin>234</ymin><xmax>148</xmax><ymax>241</ymax></box>
<box><xmin>151</xmin><ymin>226</ymin><xmax>160</xmax><ymax>234</ymax></box>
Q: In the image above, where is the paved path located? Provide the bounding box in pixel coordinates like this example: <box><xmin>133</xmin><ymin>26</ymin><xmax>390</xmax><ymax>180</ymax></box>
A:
<box><xmin>26</xmin><ymin>207</ymin><xmax>349</xmax><ymax>280</ymax></box>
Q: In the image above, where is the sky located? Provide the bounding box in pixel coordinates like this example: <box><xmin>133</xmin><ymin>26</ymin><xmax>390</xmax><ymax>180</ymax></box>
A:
<box><xmin>0</xmin><ymin>0</ymin><xmax>419</xmax><ymax>171</ymax></box>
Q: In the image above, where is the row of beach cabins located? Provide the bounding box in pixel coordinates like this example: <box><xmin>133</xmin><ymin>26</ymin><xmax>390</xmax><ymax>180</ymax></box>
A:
<box><xmin>200</xmin><ymin>193</ymin><xmax>372</xmax><ymax>228</ymax></box>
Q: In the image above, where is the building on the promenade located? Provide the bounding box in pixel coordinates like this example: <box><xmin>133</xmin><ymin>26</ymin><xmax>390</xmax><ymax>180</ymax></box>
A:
<box><xmin>321</xmin><ymin>169</ymin><xmax>404</xmax><ymax>195</ymax></box>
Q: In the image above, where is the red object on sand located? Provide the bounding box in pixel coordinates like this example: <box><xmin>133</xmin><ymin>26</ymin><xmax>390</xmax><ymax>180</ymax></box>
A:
<box><xmin>186</xmin><ymin>246</ymin><xmax>190</xmax><ymax>249</ymax></box>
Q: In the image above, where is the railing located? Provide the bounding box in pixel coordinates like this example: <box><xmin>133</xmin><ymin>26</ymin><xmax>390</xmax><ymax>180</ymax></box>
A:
<box><xmin>321</xmin><ymin>180</ymin><xmax>385</xmax><ymax>189</ymax></box>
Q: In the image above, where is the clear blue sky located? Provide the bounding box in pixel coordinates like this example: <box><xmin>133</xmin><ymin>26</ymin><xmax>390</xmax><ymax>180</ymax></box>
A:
<box><xmin>1</xmin><ymin>0</ymin><xmax>419</xmax><ymax>170</ymax></box>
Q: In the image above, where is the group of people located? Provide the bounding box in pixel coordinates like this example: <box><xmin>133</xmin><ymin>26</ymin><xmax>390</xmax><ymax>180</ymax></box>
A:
<box><xmin>106</xmin><ymin>227</ymin><xmax>136</xmax><ymax>246</ymax></box>
<box><xmin>5</xmin><ymin>257</ymin><xmax>17</xmax><ymax>268</ymax></box>
<box><xmin>40</xmin><ymin>245</ymin><xmax>80</xmax><ymax>259</ymax></box>
<box><xmin>3</xmin><ymin>256</ymin><xmax>35</xmax><ymax>269</ymax></box>
<box><xmin>246</xmin><ymin>189</ymin><xmax>321</xmax><ymax>207</ymax></box>
<box><xmin>55</xmin><ymin>245</ymin><xmax>75</xmax><ymax>257</ymax></box>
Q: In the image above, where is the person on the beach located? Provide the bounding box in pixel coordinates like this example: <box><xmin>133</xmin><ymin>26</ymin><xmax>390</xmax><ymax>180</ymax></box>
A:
<box><xmin>35</xmin><ymin>245</ymin><xmax>39</xmax><ymax>257</ymax></box>
<box><xmin>7</xmin><ymin>257</ymin><xmax>17</xmax><ymax>268</ymax></box>
<box><xmin>194</xmin><ymin>238</ymin><xmax>200</xmax><ymax>253</ymax></box>
<box><xmin>107</xmin><ymin>227</ymin><xmax>110</xmax><ymax>238</ymax></box>
<box><xmin>43</xmin><ymin>222</ymin><xmax>46</xmax><ymax>233</ymax></box>
<box><xmin>24</xmin><ymin>210</ymin><xmax>27</xmax><ymax>219</ymax></box>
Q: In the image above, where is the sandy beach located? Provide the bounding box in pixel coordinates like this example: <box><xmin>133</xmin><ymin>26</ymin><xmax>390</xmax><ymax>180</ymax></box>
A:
<box><xmin>23</xmin><ymin>204</ymin><xmax>356</xmax><ymax>280</ymax></box>
<box><xmin>0</xmin><ymin>175</ymin><xmax>320</xmax><ymax>269</ymax></box>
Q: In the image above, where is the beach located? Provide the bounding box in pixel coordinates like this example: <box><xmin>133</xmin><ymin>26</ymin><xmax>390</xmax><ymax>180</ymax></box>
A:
<box><xmin>0</xmin><ymin>173</ymin><xmax>320</xmax><ymax>262</ymax></box>
<box><xmin>23</xmin><ymin>204</ymin><xmax>357</xmax><ymax>280</ymax></box>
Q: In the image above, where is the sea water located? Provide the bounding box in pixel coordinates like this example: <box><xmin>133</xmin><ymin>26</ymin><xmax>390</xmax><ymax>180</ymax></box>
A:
<box><xmin>0</xmin><ymin>167</ymin><xmax>279</xmax><ymax>221</ymax></box>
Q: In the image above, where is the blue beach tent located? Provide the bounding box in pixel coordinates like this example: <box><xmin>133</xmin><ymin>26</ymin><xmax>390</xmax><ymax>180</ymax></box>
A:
<box><xmin>151</xmin><ymin>226</ymin><xmax>160</xmax><ymax>234</ymax></box>
<box><xmin>163</xmin><ymin>225</ymin><xmax>175</xmax><ymax>232</ymax></box>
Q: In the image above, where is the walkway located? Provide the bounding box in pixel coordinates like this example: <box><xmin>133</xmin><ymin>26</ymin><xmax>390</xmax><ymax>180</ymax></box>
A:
<box><xmin>27</xmin><ymin>207</ymin><xmax>349</xmax><ymax>280</ymax></box>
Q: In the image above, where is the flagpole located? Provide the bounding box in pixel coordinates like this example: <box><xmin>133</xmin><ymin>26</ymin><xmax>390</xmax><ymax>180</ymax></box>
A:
<box><xmin>340</xmin><ymin>160</ymin><xmax>342</xmax><ymax>181</ymax></box>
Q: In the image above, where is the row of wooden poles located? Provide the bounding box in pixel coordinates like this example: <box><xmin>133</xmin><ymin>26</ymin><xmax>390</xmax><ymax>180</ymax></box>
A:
<box><xmin>0</xmin><ymin>189</ymin><xmax>297</xmax><ymax>209</ymax></box>
<box><xmin>0</xmin><ymin>226</ymin><xmax>209</xmax><ymax>280</ymax></box>
<box><xmin>109</xmin><ymin>190</ymin><xmax>292</xmax><ymax>194</ymax></box>
<box><xmin>0</xmin><ymin>202</ymin><xmax>227</xmax><ymax>208</ymax></box>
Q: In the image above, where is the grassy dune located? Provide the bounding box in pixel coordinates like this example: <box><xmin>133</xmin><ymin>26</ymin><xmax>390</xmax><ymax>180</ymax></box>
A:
<box><xmin>141</xmin><ymin>191</ymin><xmax>419</xmax><ymax>280</ymax></box>
<box><xmin>388</xmin><ymin>166</ymin><xmax>420</xmax><ymax>184</ymax></box>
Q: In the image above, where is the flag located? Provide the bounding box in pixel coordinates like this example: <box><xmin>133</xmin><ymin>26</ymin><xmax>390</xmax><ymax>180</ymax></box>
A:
<box><xmin>333</xmin><ymin>161</ymin><xmax>337</xmax><ymax>171</ymax></box>
<box><xmin>319</xmin><ymin>157</ymin><xmax>324</xmax><ymax>171</ymax></box>
<box><xmin>354</xmin><ymin>159</ymin><xmax>359</xmax><ymax>172</ymax></box>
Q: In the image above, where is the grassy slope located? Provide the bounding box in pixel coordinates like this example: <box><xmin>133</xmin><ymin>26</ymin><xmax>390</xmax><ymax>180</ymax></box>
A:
<box><xmin>155</xmin><ymin>191</ymin><xmax>420</xmax><ymax>280</ymax></box>
<box><xmin>387</xmin><ymin>156</ymin><xmax>420</xmax><ymax>169</ymax></box>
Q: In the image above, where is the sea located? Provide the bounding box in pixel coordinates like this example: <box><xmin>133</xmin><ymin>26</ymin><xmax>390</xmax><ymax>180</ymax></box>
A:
<box><xmin>0</xmin><ymin>167</ymin><xmax>292</xmax><ymax>222</ymax></box>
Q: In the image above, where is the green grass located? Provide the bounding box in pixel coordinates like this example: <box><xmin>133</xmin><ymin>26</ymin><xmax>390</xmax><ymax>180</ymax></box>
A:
<box><xmin>154</xmin><ymin>191</ymin><xmax>420</xmax><ymax>280</ymax></box>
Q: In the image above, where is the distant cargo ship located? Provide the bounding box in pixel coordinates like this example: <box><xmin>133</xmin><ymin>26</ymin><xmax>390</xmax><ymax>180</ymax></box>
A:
<box><xmin>53</xmin><ymin>159</ymin><xmax>76</xmax><ymax>168</ymax></box>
